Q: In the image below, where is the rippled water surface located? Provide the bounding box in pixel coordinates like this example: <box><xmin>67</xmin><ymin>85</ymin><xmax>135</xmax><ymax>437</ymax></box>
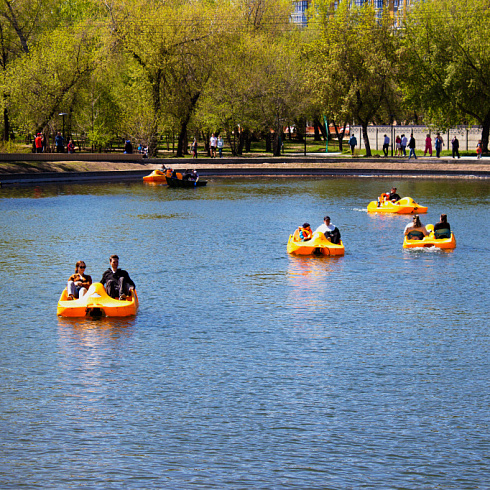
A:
<box><xmin>0</xmin><ymin>177</ymin><xmax>489</xmax><ymax>488</ymax></box>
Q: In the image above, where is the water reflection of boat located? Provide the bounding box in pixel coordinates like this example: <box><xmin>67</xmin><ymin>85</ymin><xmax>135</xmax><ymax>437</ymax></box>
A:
<box><xmin>403</xmin><ymin>224</ymin><xmax>456</xmax><ymax>249</ymax></box>
<box><xmin>143</xmin><ymin>169</ymin><xmax>168</xmax><ymax>183</ymax></box>
<box><xmin>57</xmin><ymin>282</ymin><xmax>138</xmax><ymax>318</ymax></box>
<box><xmin>166</xmin><ymin>176</ymin><xmax>207</xmax><ymax>188</ymax></box>
<box><xmin>367</xmin><ymin>197</ymin><xmax>428</xmax><ymax>214</ymax></box>
<box><xmin>287</xmin><ymin>231</ymin><xmax>345</xmax><ymax>256</ymax></box>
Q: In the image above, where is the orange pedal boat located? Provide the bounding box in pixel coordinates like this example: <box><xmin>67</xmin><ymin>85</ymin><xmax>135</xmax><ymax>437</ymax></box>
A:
<box><xmin>367</xmin><ymin>196</ymin><xmax>428</xmax><ymax>214</ymax></box>
<box><xmin>287</xmin><ymin>231</ymin><xmax>345</xmax><ymax>256</ymax></box>
<box><xmin>57</xmin><ymin>282</ymin><xmax>138</xmax><ymax>318</ymax></box>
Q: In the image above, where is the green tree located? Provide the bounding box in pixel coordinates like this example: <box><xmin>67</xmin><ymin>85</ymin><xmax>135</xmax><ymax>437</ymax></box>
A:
<box><xmin>7</xmin><ymin>23</ymin><xmax>100</xmax><ymax>143</ymax></box>
<box><xmin>107</xmin><ymin>0</ymin><xmax>233</xmax><ymax>157</ymax></box>
<box><xmin>195</xmin><ymin>0</ymin><xmax>303</xmax><ymax>156</ymax></box>
<box><xmin>306</xmin><ymin>2</ymin><xmax>400</xmax><ymax>156</ymax></box>
<box><xmin>400</xmin><ymin>0</ymin><xmax>490</xmax><ymax>152</ymax></box>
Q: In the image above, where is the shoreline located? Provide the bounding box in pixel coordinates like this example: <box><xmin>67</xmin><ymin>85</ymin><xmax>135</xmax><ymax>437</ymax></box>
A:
<box><xmin>0</xmin><ymin>156</ymin><xmax>488</xmax><ymax>186</ymax></box>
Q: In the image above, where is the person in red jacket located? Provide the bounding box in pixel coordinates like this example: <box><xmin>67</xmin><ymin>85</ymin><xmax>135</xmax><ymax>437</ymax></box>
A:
<box><xmin>35</xmin><ymin>133</ymin><xmax>43</xmax><ymax>153</ymax></box>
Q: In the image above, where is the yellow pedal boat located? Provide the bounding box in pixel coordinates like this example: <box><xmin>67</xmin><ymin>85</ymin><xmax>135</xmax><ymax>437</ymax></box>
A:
<box><xmin>287</xmin><ymin>231</ymin><xmax>345</xmax><ymax>256</ymax></box>
<box><xmin>403</xmin><ymin>224</ymin><xmax>456</xmax><ymax>249</ymax></box>
<box><xmin>367</xmin><ymin>197</ymin><xmax>428</xmax><ymax>214</ymax></box>
<box><xmin>57</xmin><ymin>282</ymin><xmax>139</xmax><ymax>318</ymax></box>
<box><xmin>143</xmin><ymin>169</ymin><xmax>169</xmax><ymax>183</ymax></box>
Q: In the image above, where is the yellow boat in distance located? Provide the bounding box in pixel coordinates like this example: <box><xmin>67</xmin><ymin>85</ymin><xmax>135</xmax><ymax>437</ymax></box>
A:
<box><xmin>367</xmin><ymin>197</ymin><xmax>428</xmax><ymax>214</ymax></box>
<box><xmin>143</xmin><ymin>168</ymin><xmax>171</xmax><ymax>183</ymax></box>
<box><xmin>403</xmin><ymin>224</ymin><xmax>456</xmax><ymax>249</ymax></box>
<box><xmin>57</xmin><ymin>282</ymin><xmax>139</xmax><ymax>318</ymax></box>
<box><xmin>287</xmin><ymin>231</ymin><xmax>345</xmax><ymax>256</ymax></box>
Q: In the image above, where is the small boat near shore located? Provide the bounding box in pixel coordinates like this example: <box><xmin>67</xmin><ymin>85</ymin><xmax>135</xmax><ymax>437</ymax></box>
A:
<box><xmin>57</xmin><ymin>282</ymin><xmax>138</xmax><ymax>318</ymax></box>
<box><xmin>166</xmin><ymin>176</ymin><xmax>207</xmax><ymax>188</ymax></box>
<box><xmin>367</xmin><ymin>197</ymin><xmax>428</xmax><ymax>214</ymax></box>
<box><xmin>287</xmin><ymin>231</ymin><xmax>345</xmax><ymax>256</ymax></box>
<box><xmin>143</xmin><ymin>169</ymin><xmax>169</xmax><ymax>183</ymax></box>
<box><xmin>403</xmin><ymin>224</ymin><xmax>456</xmax><ymax>249</ymax></box>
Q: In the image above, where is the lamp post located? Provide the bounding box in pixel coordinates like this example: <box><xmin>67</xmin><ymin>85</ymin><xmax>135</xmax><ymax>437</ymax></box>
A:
<box><xmin>390</xmin><ymin>114</ymin><xmax>394</xmax><ymax>157</ymax></box>
<box><xmin>59</xmin><ymin>113</ymin><xmax>67</xmax><ymax>144</ymax></box>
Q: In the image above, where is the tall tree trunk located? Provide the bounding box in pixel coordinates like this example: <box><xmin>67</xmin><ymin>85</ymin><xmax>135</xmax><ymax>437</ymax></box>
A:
<box><xmin>226</xmin><ymin>128</ymin><xmax>237</xmax><ymax>156</ymax></box>
<box><xmin>245</xmin><ymin>130</ymin><xmax>251</xmax><ymax>152</ymax></box>
<box><xmin>313</xmin><ymin>119</ymin><xmax>322</xmax><ymax>141</ymax></box>
<box><xmin>236</xmin><ymin>130</ymin><xmax>244</xmax><ymax>155</ymax></box>
<box><xmin>332</xmin><ymin>120</ymin><xmax>347</xmax><ymax>152</ymax></box>
<box><xmin>481</xmin><ymin>111</ymin><xmax>490</xmax><ymax>154</ymax></box>
<box><xmin>265</xmin><ymin>131</ymin><xmax>272</xmax><ymax>152</ymax></box>
<box><xmin>177</xmin><ymin>122</ymin><xmax>188</xmax><ymax>157</ymax></box>
<box><xmin>273</xmin><ymin>133</ymin><xmax>281</xmax><ymax>156</ymax></box>
<box><xmin>3</xmin><ymin>106</ymin><xmax>9</xmax><ymax>141</ymax></box>
<box><xmin>361</xmin><ymin>122</ymin><xmax>371</xmax><ymax>157</ymax></box>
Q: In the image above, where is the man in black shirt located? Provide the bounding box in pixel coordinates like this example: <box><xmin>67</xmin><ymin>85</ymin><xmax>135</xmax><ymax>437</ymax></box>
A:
<box><xmin>100</xmin><ymin>254</ymin><xmax>135</xmax><ymax>300</ymax></box>
<box><xmin>388</xmin><ymin>187</ymin><xmax>401</xmax><ymax>202</ymax></box>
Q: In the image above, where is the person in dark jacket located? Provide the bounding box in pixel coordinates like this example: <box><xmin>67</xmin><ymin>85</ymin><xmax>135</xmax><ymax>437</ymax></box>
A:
<box><xmin>100</xmin><ymin>254</ymin><xmax>135</xmax><ymax>300</ymax></box>
<box><xmin>408</xmin><ymin>134</ymin><xmax>417</xmax><ymax>160</ymax></box>
<box><xmin>388</xmin><ymin>187</ymin><xmax>401</xmax><ymax>202</ymax></box>
<box><xmin>433</xmin><ymin>214</ymin><xmax>451</xmax><ymax>239</ymax></box>
<box><xmin>451</xmin><ymin>136</ymin><xmax>460</xmax><ymax>159</ymax></box>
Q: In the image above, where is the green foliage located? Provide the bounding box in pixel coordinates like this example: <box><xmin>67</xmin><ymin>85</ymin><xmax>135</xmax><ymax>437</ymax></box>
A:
<box><xmin>400</xmin><ymin>0</ymin><xmax>490</xmax><ymax>136</ymax></box>
<box><xmin>305</xmin><ymin>2</ymin><xmax>400</xmax><ymax>155</ymax></box>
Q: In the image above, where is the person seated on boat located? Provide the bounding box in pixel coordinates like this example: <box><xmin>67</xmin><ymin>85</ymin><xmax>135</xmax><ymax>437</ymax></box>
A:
<box><xmin>182</xmin><ymin>169</ymin><xmax>192</xmax><ymax>181</ymax></box>
<box><xmin>404</xmin><ymin>215</ymin><xmax>429</xmax><ymax>240</ymax></box>
<box><xmin>298</xmin><ymin>223</ymin><xmax>313</xmax><ymax>241</ymax></box>
<box><xmin>315</xmin><ymin>216</ymin><xmax>341</xmax><ymax>244</ymax></box>
<box><xmin>433</xmin><ymin>214</ymin><xmax>451</xmax><ymax>239</ymax></box>
<box><xmin>191</xmin><ymin>169</ymin><xmax>199</xmax><ymax>182</ymax></box>
<box><xmin>100</xmin><ymin>254</ymin><xmax>135</xmax><ymax>301</ymax></box>
<box><xmin>67</xmin><ymin>260</ymin><xmax>92</xmax><ymax>300</ymax></box>
<box><xmin>388</xmin><ymin>187</ymin><xmax>401</xmax><ymax>202</ymax></box>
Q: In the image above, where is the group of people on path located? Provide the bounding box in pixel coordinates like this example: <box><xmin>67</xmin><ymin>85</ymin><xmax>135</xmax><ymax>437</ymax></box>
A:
<box><xmin>350</xmin><ymin>132</ymin><xmax>484</xmax><ymax>159</ymax></box>
<box><xmin>34</xmin><ymin>132</ymin><xmax>75</xmax><ymax>153</ymax></box>
<box><xmin>192</xmin><ymin>134</ymin><xmax>224</xmax><ymax>159</ymax></box>
<box><xmin>66</xmin><ymin>255</ymin><xmax>135</xmax><ymax>301</ymax></box>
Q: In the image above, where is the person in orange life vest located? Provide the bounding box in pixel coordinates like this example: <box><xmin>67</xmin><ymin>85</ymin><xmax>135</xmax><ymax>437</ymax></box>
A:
<box><xmin>35</xmin><ymin>133</ymin><xmax>43</xmax><ymax>153</ymax></box>
<box><xmin>298</xmin><ymin>223</ymin><xmax>313</xmax><ymax>241</ymax></box>
<box><xmin>67</xmin><ymin>260</ymin><xmax>92</xmax><ymax>300</ymax></box>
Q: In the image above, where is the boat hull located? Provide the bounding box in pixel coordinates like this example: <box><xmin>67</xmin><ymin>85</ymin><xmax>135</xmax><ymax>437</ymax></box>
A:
<box><xmin>57</xmin><ymin>282</ymin><xmax>138</xmax><ymax>317</ymax></box>
<box><xmin>166</xmin><ymin>177</ymin><xmax>207</xmax><ymax>188</ymax></box>
<box><xmin>367</xmin><ymin>197</ymin><xmax>428</xmax><ymax>214</ymax></box>
<box><xmin>287</xmin><ymin>231</ymin><xmax>345</xmax><ymax>256</ymax></box>
<box><xmin>143</xmin><ymin>169</ymin><xmax>167</xmax><ymax>183</ymax></box>
<box><xmin>403</xmin><ymin>224</ymin><xmax>456</xmax><ymax>249</ymax></box>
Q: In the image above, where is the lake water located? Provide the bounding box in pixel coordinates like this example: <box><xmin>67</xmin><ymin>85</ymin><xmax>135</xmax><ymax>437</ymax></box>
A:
<box><xmin>0</xmin><ymin>177</ymin><xmax>489</xmax><ymax>489</ymax></box>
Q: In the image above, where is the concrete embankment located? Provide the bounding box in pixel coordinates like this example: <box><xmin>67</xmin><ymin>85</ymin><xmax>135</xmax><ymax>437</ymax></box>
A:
<box><xmin>0</xmin><ymin>155</ymin><xmax>488</xmax><ymax>186</ymax></box>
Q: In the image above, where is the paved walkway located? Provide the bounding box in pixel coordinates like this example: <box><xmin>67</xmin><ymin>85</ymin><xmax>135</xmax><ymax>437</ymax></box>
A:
<box><xmin>0</xmin><ymin>154</ymin><xmax>488</xmax><ymax>185</ymax></box>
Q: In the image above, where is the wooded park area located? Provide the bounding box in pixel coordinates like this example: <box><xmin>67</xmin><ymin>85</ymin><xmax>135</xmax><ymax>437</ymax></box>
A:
<box><xmin>1</xmin><ymin>0</ymin><xmax>488</xmax><ymax>158</ymax></box>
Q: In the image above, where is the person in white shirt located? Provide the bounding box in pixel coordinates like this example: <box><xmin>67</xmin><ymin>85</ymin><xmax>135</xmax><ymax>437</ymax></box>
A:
<box><xmin>315</xmin><ymin>216</ymin><xmax>341</xmax><ymax>244</ymax></box>
<box><xmin>400</xmin><ymin>134</ymin><xmax>408</xmax><ymax>157</ymax></box>
<box><xmin>209</xmin><ymin>133</ymin><xmax>217</xmax><ymax>158</ymax></box>
<box><xmin>404</xmin><ymin>215</ymin><xmax>429</xmax><ymax>240</ymax></box>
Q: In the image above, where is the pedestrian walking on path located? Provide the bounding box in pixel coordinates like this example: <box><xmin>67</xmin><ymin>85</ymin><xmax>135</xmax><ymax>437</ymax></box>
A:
<box><xmin>408</xmin><ymin>134</ymin><xmax>417</xmax><ymax>160</ymax></box>
<box><xmin>451</xmin><ymin>136</ymin><xmax>460</xmax><ymax>159</ymax></box>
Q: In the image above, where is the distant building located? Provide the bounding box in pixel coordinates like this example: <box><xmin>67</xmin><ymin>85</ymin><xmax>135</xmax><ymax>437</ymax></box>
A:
<box><xmin>291</xmin><ymin>0</ymin><xmax>413</xmax><ymax>27</ymax></box>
